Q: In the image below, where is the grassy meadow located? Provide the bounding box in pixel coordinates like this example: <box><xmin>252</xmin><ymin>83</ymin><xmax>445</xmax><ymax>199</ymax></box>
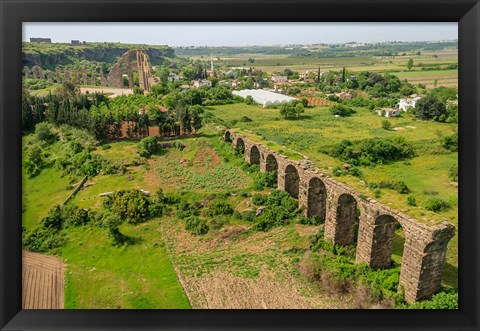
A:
<box><xmin>21</xmin><ymin>134</ymin><xmax>259</xmax><ymax>308</ymax></box>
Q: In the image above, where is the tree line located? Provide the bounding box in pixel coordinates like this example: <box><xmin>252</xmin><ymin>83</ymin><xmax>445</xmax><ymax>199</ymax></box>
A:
<box><xmin>22</xmin><ymin>82</ymin><xmax>207</xmax><ymax>141</ymax></box>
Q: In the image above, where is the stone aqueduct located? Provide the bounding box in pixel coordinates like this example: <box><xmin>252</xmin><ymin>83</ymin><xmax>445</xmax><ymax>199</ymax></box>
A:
<box><xmin>224</xmin><ymin>130</ymin><xmax>455</xmax><ymax>303</ymax></box>
<box><xmin>23</xmin><ymin>49</ymin><xmax>154</xmax><ymax>91</ymax></box>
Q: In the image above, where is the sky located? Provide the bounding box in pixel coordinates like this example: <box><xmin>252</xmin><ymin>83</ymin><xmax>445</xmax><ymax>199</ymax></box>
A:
<box><xmin>23</xmin><ymin>23</ymin><xmax>457</xmax><ymax>46</ymax></box>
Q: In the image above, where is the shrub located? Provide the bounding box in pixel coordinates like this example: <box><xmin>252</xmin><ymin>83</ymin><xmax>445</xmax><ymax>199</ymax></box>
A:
<box><xmin>41</xmin><ymin>206</ymin><xmax>64</xmax><ymax>230</ymax></box>
<box><xmin>35</xmin><ymin>122</ymin><xmax>58</xmax><ymax>143</ymax></box>
<box><xmin>330</xmin><ymin>104</ymin><xmax>355</xmax><ymax>117</ymax></box>
<box><xmin>254</xmin><ymin>171</ymin><xmax>277</xmax><ymax>188</ymax></box>
<box><xmin>252</xmin><ymin>194</ymin><xmax>267</xmax><ymax>206</ymax></box>
<box><xmin>442</xmin><ymin>133</ymin><xmax>458</xmax><ymax>152</ymax></box>
<box><xmin>409</xmin><ymin>291</ymin><xmax>458</xmax><ymax>309</ymax></box>
<box><xmin>61</xmin><ymin>205</ymin><xmax>92</xmax><ymax>227</ymax></box>
<box><xmin>203</xmin><ymin>200</ymin><xmax>234</xmax><ymax>217</ymax></box>
<box><xmin>244</xmin><ymin>95</ymin><xmax>255</xmax><ymax>105</ymax></box>
<box><xmin>448</xmin><ymin>165</ymin><xmax>458</xmax><ymax>182</ymax></box>
<box><xmin>253</xmin><ymin>190</ymin><xmax>300</xmax><ymax>231</ymax></box>
<box><xmin>24</xmin><ymin>145</ymin><xmax>45</xmax><ymax>178</ymax></box>
<box><xmin>298</xmin><ymin>215</ymin><xmax>323</xmax><ymax>225</ymax></box>
<box><xmin>324</xmin><ymin>137</ymin><xmax>416</xmax><ymax>166</ymax></box>
<box><xmin>381</xmin><ymin>120</ymin><xmax>392</xmax><ymax>130</ymax></box>
<box><xmin>407</xmin><ymin>195</ymin><xmax>417</xmax><ymax>206</ymax></box>
<box><xmin>425</xmin><ymin>198</ymin><xmax>451</xmax><ymax>212</ymax></box>
<box><xmin>22</xmin><ymin>227</ymin><xmax>66</xmax><ymax>253</ymax></box>
<box><xmin>184</xmin><ymin>216</ymin><xmax>209</xmax><ymax>235</ymax></box>
<box><xmin>103</xmin><ymin>189</ymin><xmax>150</xmax><ymax>224</ymax></box>
<box><xmin>378</xmin><ymin>181</ymin><xmax>411</xmax><ymax>194</ymax></box>
<box><xmin>242</xmin><ymin>210</ymin><xmax>256</xmax><ymax>222</ymax></box>
<box><xmin>137</xmin><ymin>136</ymin><xmax>160</xmax><ymax>157</ymax></box>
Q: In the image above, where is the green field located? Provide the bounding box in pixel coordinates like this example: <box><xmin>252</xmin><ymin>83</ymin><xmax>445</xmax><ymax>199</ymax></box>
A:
<box><xmin>22</xmin><ymin>135</ymin><xmax>257</xmax><ymax>308</ymax></box>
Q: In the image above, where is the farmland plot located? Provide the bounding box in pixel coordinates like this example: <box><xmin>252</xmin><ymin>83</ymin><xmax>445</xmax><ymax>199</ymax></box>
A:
<box><xmin>22</xmin><ymin>250</ymin><xmax>65</xmax><ymax>309</ymax></box>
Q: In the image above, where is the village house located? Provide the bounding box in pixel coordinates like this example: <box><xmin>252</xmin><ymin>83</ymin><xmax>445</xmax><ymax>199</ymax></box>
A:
<box><xmin>377</xmin><ymin>107</ymin><xmax>400</xmax><ymax>117</ymax></box>
<box><xmin>299</xmin><ymin>71</ymin><xmax>310</xmax><ymax>79</ymax></box>
<box><xmin>335</xmin><ymin>91</ymin><xmax>353</xmax><ymax>100</ymax></box>
<box><xmin>168</xmin><ymin>73</ymin><xmax>183</xmax><ymax>82</ymax></box>
<box><xmin>270</xmin><ymin>75</ymin><xmax>288</xmax><ymax>83</ymax></box>
<box><xmin>398</xmin><ymin>94</ymin><xmax>421</xmax><ymax>111</ymax></box>
<box><xmin>192</xmin><ymin>79</ymin><xmax>212</xmax><ymax>88</ymax></box>
<box><xmin>180</xmin><ymin>84</ymin><xmax>191</xmax><ymax>91</ymax></box>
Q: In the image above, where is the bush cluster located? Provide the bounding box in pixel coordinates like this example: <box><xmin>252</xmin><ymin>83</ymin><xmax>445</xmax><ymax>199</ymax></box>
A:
<box><xmin>253</xmin><ymin>190</ymin><xmax>300</xmax><ymax>231</ymax></box>
<box><xmin>425</xmin><ymin>198</ymin><xmax>451</xmax><ymax>212</ymax></box>
<box><xmin>23</xmin><ymin>204</ymin><xmax>96</xmax><ymax>253</ymax></box>
<box><xmin>185</xmin><ymin>216</ymin><xmax>209</xmax><ymax>235</ymax></box>
<box><xmin>330</xmin><ymin>104</ymin><xmax>356</xmax><ymax>117</ymax></box>
<box><xmin>378</xmin><ymin>180</ymin><xmax>411</xmax><ymax>194</ymax></box>
<box><xmin>323</xmin><ymin>137</ymin><xmax>416</xmax><ymax>166</ymax></box>
<box><xmin>137</xmin><ymin>136</ymin><xmax>161</xmax><ymax>158</ymax></box>
<box><xmin>103</xmin><ymin>189</ymin><xmax>151</xmax><ymax>225</ymax></box>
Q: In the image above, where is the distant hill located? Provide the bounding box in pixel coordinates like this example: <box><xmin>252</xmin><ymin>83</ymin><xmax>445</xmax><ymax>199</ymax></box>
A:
<box><xmin>22</xmin><ymin>42</ymin><xmax>175</xmax><ymax>70</ymax></box>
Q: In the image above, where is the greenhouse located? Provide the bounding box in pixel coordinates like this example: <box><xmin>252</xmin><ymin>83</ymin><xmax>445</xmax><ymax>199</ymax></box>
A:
<box><xmin>233</xmin><ymin>89</ymin><xmax>297</xmax><ymax>107</ymax></box>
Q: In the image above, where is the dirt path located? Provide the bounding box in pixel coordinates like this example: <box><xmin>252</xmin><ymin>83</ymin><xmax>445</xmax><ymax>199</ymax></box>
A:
<box><xmin>22</xmin><ymin>250</ymin><xmax>65</xmax><ymax>309</ymax></box>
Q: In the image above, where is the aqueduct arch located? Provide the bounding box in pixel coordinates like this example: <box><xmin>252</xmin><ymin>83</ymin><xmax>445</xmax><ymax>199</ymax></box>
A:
<box><xmin>235</xmin><ymin>138</ymin><xmax>245</xmax><ymax>154</ymax></box>
<box><xmin>307</xmin><ymin>177</ymin><xmax>327</xmax><ymax>220</ymax></box>
<box><xmin>224</xmin><ymin>131</ymin><xmax>232</xmax><ymax>142</ymax></box>
<box><xmin>332</xmin><ymin>193</ymin><xmax>358</xmax><ymax>245</ymax></box>
<box><xmin>369</xmin><ymin>215</ymin><xmax>401</xmax><ymax>269</ymax></box>
<box><xmin>223</xmin><ymin>130</ymin><xmax>455</xmax><ymax>303</ymax></box>
<box><xmin>106</xmin><ymin>49</ymin><xmax>154</xmax><ymax>91</ymax></box>
<box><xmin>265</xmin><ymin>154</ymin><xmax>278</xmax><ymax>172</ymax></box>
<box><xmin>249</xmin><ymin>145</ymin><xmax>261</xmax><ymax>164</ymax></box>
<box><xmin>284</xmin><ymin>164</ymin><xmax>300</xmax><ymax>198</ymax></box>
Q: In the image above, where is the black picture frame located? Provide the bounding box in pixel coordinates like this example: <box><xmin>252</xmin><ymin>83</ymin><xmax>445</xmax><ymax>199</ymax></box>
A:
<box><xmin>1</xmin><ymin>0</ymin><xmax>479</xmax><ymax>330</ymax></box>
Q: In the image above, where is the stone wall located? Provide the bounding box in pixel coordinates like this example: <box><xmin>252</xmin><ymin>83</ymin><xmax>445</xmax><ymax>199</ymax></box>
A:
<box><xmin>225</xmin><ymin>130</ymin><xmax>455</xmax><ymax>303</ymax></box>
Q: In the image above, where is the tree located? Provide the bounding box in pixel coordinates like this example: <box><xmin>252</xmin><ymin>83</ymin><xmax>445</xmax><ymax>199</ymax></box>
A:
<box><xmin>317</xmin><ymin>67</ymin><xmax>321</xmax><ymax>83</ymax></box>
<box><xmin>413</xmin><ymin>96</ymin><xmax>447</xmax><ymax>121</ymax></box>
<box><xmin>407</xmin><ymin>58</ymin><xmax>414</xmax><ymax>70</ymax></box>
<box><xmin>342</xmin><ymin>67</ymin><xmax>346</xmax><ymax>83</ymax></box>
<box><xmin>381</xmin><ymin>119</ymin><xmax>392</xmax><ymax>130</ymax></box>
<box><xmin>279</xmin><ymin>100</ymin><xmax>304</xmax><ymax>119</ymax></box>
<box><xmin>137</xmin><ymin>136</ymin><xmax>160</xmax><ymax>157</ymax></box>
<box><xmin>35</xmin><ymin>122</ymin><xmax>57</xmax><ymax>143</ymax></box>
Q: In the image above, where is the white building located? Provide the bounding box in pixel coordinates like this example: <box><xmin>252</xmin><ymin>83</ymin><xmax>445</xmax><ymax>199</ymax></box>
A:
<box><xmin>270</xmin><ymin>75</ymin><xmax>288</xmax><ymax>83</ymax></box>
<box><xmin>192</xmin><ymin>80</ymin><xmax>212</xmax><ymax>88</ymax></box>
<box><xmin>398</xmin><ymin>95</ymin><xmax>421</xmax><ymax>111</ymax></box>
<box><xmin>168</xmin><ymin>73</ymin><xmax>182</xmax><ymax>82</ymax></box>
<box><xmin>232</xmin><ymin>89</ymin><xmax>297</xmax><ymax>108</ymax></box>
<box><xmin>377</xmin><ymin>108</ymin><xmax>400</xmax><ymax>117</ymax></box>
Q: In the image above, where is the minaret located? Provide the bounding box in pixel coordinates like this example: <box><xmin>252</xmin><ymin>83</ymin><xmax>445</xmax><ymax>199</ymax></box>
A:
<box><xmin>210</xmin><ymin>54</ymin><xmax>214</xmax><ymax>72</ymax></box>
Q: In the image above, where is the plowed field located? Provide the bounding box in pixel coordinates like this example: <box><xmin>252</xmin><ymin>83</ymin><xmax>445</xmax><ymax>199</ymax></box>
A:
<box><xmin>22</xmin><ymin>250</ymin><xmax>65</xmax><ymax>309</ymax></box>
